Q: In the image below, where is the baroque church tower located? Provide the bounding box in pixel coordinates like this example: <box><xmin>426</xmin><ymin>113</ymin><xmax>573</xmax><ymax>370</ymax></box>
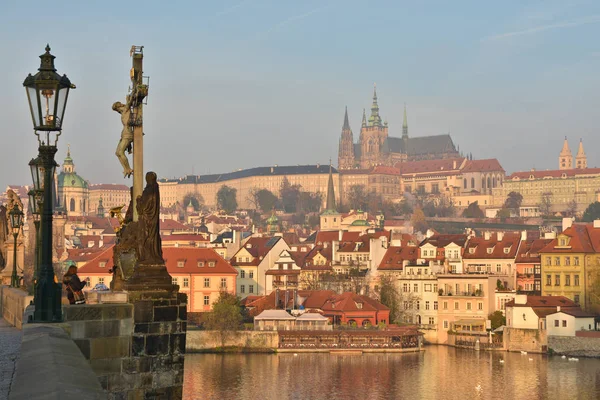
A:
<box><xmin>338</xmin><ymin>107</ymin><xmax>355</xmax><ymax>169</ymax></box>
<box><xmin>559</xmin><ymin>137</ymin><xmax>573</xmax><ymax>170</ymax></box>
<box><xmin>576</xmin><ymin>139</ymin><xmax>587</xmax><ymax>169</ymax></box>
<box><xmin>359</xmin><ymin>84</ymin><xmax>389</xmax><ymax>168</ymax></box>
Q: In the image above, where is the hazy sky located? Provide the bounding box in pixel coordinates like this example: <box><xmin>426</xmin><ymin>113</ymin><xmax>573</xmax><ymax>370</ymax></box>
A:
<box><xmin>2</xmin><ymin>0</ymin><xmax>600</xmax><ymax>189</ymax></box>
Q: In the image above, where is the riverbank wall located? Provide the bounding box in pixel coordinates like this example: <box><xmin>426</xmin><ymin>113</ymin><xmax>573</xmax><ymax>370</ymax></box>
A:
<box><xmin>503</xmin><ymin>327</ymin><xmax>547</xmax><ymax>353</ymax></box>
<box><xmin>187</xmin><ymin>330</ymin><xmax>278</xmax><ymax>351</ymax></box>
<box><xmin>548</xmin><ymin>335</ymin><xmax>600</xmax><ymax>357</ymax></box>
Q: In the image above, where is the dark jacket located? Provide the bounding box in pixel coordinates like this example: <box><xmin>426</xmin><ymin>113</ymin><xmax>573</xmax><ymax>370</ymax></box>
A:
<box><xmin>63</xmin><ymin>274</ymin><xmax>86</xmax><ymax>304</ymax></box>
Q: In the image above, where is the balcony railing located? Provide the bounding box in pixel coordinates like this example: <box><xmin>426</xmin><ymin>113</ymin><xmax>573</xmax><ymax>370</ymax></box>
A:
<box><xmin>439</xmin><ymin>291</ymin><xmax>485</xmax><ymax>297</ymax></box>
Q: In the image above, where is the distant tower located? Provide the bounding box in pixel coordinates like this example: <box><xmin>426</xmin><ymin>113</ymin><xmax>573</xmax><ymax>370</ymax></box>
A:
<box><xmin>402</xmin><ymin>103</ymin><xmax>408</xmax><ymax>140</ymax></box>
<box><xmin>338</xmin><ymin>107</ymin><xmax>355</xmax><ymax>169</ymax></box>
<box><xmin>559</xmin><ymin>137</ymin><xmax>573</xmax><ymax>170</ymax></box>
<box><xmin>320</xmin><ymin>163</ymin><xmax>341</xmax><ymax>230</ymax></box>
<box><xmin>359</xmin><ymin>84</ymin><xmax>389</xmax><ymax>168</ymax></box>
<box><xmin>186</xmin><ymin>198</ymin><xmax>195</xmax><ymax>214</ymax></box>
<box><xmin>576</xmin><ymin>139</ymin><xmax>587</xmax><ymax>169</ymax></box>
<box><xmin>97</xmin><ymin>196</ymin><xmax>105</xmax><ymax>217</ymax></box>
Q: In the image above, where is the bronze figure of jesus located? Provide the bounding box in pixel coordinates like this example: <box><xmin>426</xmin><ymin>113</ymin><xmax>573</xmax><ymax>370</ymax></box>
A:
<box><xmin>112</xmin><ymin>96</ymin><xmax>134</xmax><ymax>178</ymax></box>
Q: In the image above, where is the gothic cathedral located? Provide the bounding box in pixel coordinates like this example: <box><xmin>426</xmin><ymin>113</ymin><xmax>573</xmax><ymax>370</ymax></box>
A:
<box><xmin>338</xmin><ymin>85</ymin><xmax>460</xmax><ymax>170</ymax></box>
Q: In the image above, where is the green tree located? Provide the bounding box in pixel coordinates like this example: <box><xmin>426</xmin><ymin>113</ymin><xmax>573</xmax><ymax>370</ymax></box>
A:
<box><xmin>462</xmin><ymin>201</ymin><xmax>485</xmax><ymax>218</ymax></box>
<box><xmin>204</xmin><ymin>292</ymin><xmax>243</xmax><ymax>348</ymax></box>
<box><xmin>411</xmin><ymin>207</ymin><xmax>428</xmax><ymax>233</ymax></box>
<box><xmin>297</xmin><ymin>191</ymin><xmax>323</xmax><ymax>213</ymax></box>
<box><xmin>280</xmin><ymin>176</ymin><xmax>301</xmax><ymax>213</ymax></box>
<box><xmin>422</xmin><ymin>196</ymin><xmax>455</xmax><ymax>218</ymax></box>
<box><xmin>496</xmin><ymin>208</ymin><xmax>511</xmax><ymax>218</ymax></box>
<box><xmin>582</xmin><ymin>202</ymin><xmax>600</xmax><ymax>222</ymax></box>
<box><xmin>347</xmin><ymin>185</ymin><xmax>368</xmax><ymax>210</ymax></box>
<box><xmin>398</xmin><ymin>200</ymin><xmax>413</xmax><ymax>217</ymax></box>
<box><xmin>254</xmin><ymin>189</ymin><xmax>278</xmax><ymax>213</ymax></box>
<box><xmin>488</xmin><ymin>310</ymin><xmax>506</xmax><ymax>330</ymax></box>
<box><xmin>377</xmin><ymin>275</ymin><xmax>401</xmax><ymax>323</ymax></box>
<box><xmin>566</xmin><ymin>199</ymin><xmax>578</xmax><ymax>218</ymax></box>
<box><xmin>504</xmin><ymin>191</ymin><xmax>523</xmax><ymax>214</ymax></box>
<box><xmin>537</xmin><ymin>192</ymin><xmax>553</xmax><ymax>217</ymax></box>
<box><xmin>183</xmin><ymin>192</ymin><xmax>204</xmax><ymax>211</ymax></box>
<box><xmin>217</xmin><ymin>185</ymin><xmax>238</xmax><ymax>214</ymax></box>
<box><xmin>307</xmin><ymin>214</ymin><xmax>320</xmax><ymax>228</ymax></box>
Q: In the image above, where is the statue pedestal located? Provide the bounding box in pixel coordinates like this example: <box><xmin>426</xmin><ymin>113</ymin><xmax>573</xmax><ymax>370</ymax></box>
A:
<box><xmin>123</xmin><ymin>263</ymin><xmax>176</xmax><ymax>292</ymax></box>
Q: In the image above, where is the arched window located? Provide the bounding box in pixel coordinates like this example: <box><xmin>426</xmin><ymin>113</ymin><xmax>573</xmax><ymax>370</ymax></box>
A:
<box><xmin>488</xmin><ymin>177</ymin><xmax>492</xmax><ymax>188</ymax></box>
<box><xmin>482</xmin><ymin>178</ymin><xmax>486</xmax><ymax>189</ymax></box>
<box><xmin>471</xmin><ymin>178</ymin><xmax>475</xmax><ymax>189</ymax></box>
<box><xmin>492</xmin><ymin>177</ymin><xmax>496</xmax><ymax>187</ymax></box>
<box><xmin>463</xmin><ymin>179</ymin><xmax>467</xmax><ymax>189</ymax></box>
<box><xmin>70</xmin><ymin>198</ymin><xmax>75</xmax><ymax>212</ymax></box>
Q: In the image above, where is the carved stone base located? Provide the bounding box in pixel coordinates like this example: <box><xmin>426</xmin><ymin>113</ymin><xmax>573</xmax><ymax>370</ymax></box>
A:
<box><xmin>123</xmin><ymin>263</ymin><xmax>176</xmax><ymax>292</ymax></box>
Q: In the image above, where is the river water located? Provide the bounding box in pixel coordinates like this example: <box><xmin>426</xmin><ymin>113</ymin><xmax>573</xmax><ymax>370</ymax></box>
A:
<box><xmin>183</xmin><ymin>346</ymin><xmax>600</xmax><ymax>400</ymax></box>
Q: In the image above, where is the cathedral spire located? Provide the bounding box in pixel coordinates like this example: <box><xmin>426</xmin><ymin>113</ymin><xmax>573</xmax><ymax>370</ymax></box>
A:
<box><xmin>559</xmin><ymin>136</ymin><xmax>573</xmax><ymax>170</ymax></box>
<box><xmin>343</xmin><ymin>106</ymin><xmax>351</xmax><ymax>130</ymax></box>
<box><xmin>576</xmin><ymin>138</ymin><xmax>587</xmax><ymax>169</ymax></box>
<box><xmin>368</xmin><ymin>83</ymin><xmax>382</xmax><ymax>127</ymax></box>
<box><xmin>326</xmin><ymin>162</ymin><xmax>336</xmax><ymax>211</ymax></box>
<box><xmin>361</xmin><ymin>108</ymin><xmax>367</xmax><ymax>128</ymax></box>
<box><xmin>402</xmin><ymin>103</ymin><xmax>408</xmax><ymax>139</ymax></box>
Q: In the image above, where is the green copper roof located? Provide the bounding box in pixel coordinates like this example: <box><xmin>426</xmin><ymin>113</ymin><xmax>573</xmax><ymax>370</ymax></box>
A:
<box><xmin>266</xmin><ymin>212</ymin><xmax>279</xmax><ymax>225</ymax></box>
<box><xmin>63</xmin><ymin>144</ymin><xmax>73</xmax><ymax>165</ymax></box>
<box><xmin>321</xmin><ymin>209</ymin><xmax>340</xmax><ymax>216</ymax></box>
<box><xmin>350</xmin><ymin>219</ymin><xmax>368</xmax><ymax>226</ymax></box>
<box><xmin>368</xmin><ymin>84</ymin><xmax>382</xmax><ymax>127</ymax></box>
<box><xmin>58</xmin><ymin>172</ymin><xmax>88</xmax><ymax>189</ymax></box>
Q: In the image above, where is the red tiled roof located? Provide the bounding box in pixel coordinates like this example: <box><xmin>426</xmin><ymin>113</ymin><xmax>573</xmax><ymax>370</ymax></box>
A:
<box><xmin>371</xmin><ymin>166</ymin><xmax>400</xmax><ymax>175</ymax></box>
<box><xmin>539</xmin><ymin>224</ymin><xmax>597</xmax><ymax>254</ymax></box>
<box><xmin>230</xmin><ymin>237</ymin><xmax>282</xmax><ymax>266</ymax></box>
<box><xmin>505</xmin><ymin>296</ymin><xmax>577</xmax><ymax>308</ymax></box>
<box><xmin>322</xmin><ymin>292</ymin><xmax>389</xmax><ymax>312</ymax></box>
<box><xmin>160</xmin><ymin>219</ymin><xmax>190</xmax><ymax>231</ymax></box>
<box><xmin>395</xmin><ymin>158</ymin><xmax>464</xmax><ymax>175</ymax></box>
<box><xmin>420</xmin><ymin>234</ymin><xmax>468</xmax><ymax>248</ymax></box>
<box><xmin>461</xmin><ymin>159</ymin><xmax>505</xmax><ymax>173</ymax></box>
<box><xmin>508</xmin><ymin>168</ymin><xmax>600</xmax><ymax>180</ymax></box>
<box><xmin>515</xmin><ymin>238</ymin><xmax>553</xmax><ymax>263</ymax></box>
<box><xmin>555</xmin><ymin>309</ymin><xmax>597</xmax><ymax>318</ymax></box>
<box><xmin>463</xmin><ymin>232</ymin><xmax>521</xmax><ymax>259</ymax></box>
<box><xmin>161</xmin><ymin>234</ymin><xmax>209</xmax><ymax>242</ymax></box>
<box><xmin>378</xmin><ymin>246</ymin><xmax>419</xmax><ymax>270</ymax></box>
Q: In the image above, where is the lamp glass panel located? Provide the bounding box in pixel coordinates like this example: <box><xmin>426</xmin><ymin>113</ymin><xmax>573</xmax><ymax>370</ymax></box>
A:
<box><xmin>56</xmin><ymin>87</ymin><xmax>69</xmax><ymax>128</ymax></box>
<box><xmin>39</xmin><ymin>86</ymin><xmax>57</xmax><ymax>129</ymax></box>
<box><xmin>30</xmin><ymin>160</ymin><xmax>41</xmax><ymax>191</ymax></box>
<box><xmin>26</xmin><ymin>86</ymin><xmax>41</xmax><ymax>127</ymax></box>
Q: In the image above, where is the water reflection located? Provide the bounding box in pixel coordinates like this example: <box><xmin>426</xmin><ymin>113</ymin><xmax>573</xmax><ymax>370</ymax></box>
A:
<box><xmin>183</xmin><ymin>347</ymin><xmax>600</xmax><ymax>400</ymax></box>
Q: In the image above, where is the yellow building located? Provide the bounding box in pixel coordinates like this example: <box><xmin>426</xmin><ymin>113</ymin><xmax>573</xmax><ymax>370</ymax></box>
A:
<box><xmin>540</xmin><ymin>221</ymin><xmax>600</xmax><ymax>311</ymax></box>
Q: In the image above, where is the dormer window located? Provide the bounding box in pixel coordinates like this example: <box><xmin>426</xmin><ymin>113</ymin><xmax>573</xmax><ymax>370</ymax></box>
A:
<box><xmin>503</xmin><ymin>248</ymin><xmax>510</xmax><ymax>254</ymax></box>
<box><xmin>177</xmin><ymin>261</ymin><xmax>185</xmax><ymax>268</ymax></box>
<box><xmin>246</xmin><ymin>244</ymin><xmax>252</xmax><ymax>249</ymax></box>
<box><xmin>198</xmin><ymin>261</ymin><xmax>205</xmax><ymax>267</ymax></box>
<box><xmin>356</xmin><ymin>302</ymin><xmax>363</xmax><ymax>309</ymax></box>
<box><xmin>469</xmin><ymin>248</ymin><xmax>475</xmax><ymax>254</ymax></box>
<box><xmin>487</xmin><ymin>248</ymin><xmax>493</xmax><ymax>254</ymax></box>
<box><xmin>99</xmin><ymin>261</ymin><xmax>106</xmax><ymax>268</ymax></box>
<box><xmin>208</xmin><ymin>261</ymin><xmax>216</xmax><ymax>267</ymax></box>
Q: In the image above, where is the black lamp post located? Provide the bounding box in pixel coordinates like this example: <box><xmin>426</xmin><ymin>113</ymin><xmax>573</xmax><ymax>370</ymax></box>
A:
<box><xmin>24</xmin><ymin>45</ymin><xmax>75</xmax><ymax>322</ymax></box>
<box><xmin>9</xmin><ymin>204</ymin><xmax>24</xmax><ymax>288</ymax></box>
<box><xmin>28</xmin><ymin>188</ymin><xmax>42</xmax><ymax>287</ymax></box>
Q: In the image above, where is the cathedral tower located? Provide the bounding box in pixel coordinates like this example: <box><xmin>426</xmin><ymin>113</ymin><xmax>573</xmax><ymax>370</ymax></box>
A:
<box><xmin>402</xmin><ymin>104</ymin><xmax>408</xmax><ymax>140</ymax></box>
<box><xmin>576</xmin><ymin>139</ymin><xmax>587</xmax><ymax>169</ymax></box>
<box><xmin>359</xmin><ymin>84</ymin><xmax>389</xmax><ymax>168</ymax></box>
<box><xmin>338</xmin><ymin>107</ymin><xmax>355</xmax><ymax>169</ymax></box>
<box><xmin>559</xmin><ymin>137</ymin><xmax>573</xmax><ymax>170</ymax></box>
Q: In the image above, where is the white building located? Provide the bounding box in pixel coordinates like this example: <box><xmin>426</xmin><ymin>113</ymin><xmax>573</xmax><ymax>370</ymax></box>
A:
<box><xmin>547</xmin><ymin>309</ymin><xmax>596</xmax><ymax>336</ymax></box>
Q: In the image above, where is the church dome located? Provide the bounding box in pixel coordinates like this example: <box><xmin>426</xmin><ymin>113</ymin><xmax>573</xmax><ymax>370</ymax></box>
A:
<box><xmin>58</xmin><ymin>172</ymin><xmax>88</xmax><ymax>189</ymax></box>
<box><xmin>350</xmin><ymin>219</ymin><xmax>368</xmax><ymax>226</ymax></box>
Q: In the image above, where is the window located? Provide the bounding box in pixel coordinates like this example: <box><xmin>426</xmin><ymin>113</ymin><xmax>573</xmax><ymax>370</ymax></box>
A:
<box><xmin>443</xmin><ymin>320</ymin><xmax>449</xmax><ymax>329</ymax></box>
<box><xmin>425</xmin><ymin>284</ymin><xmax>432</xmax><ymax>292</ymax></box>
<box><xmin>496</xmin><ymin>265</ymin><xmax>502</xmax><ymax>273</ymax></box>
<box><xmin>425</xmin><ymin>301</ymin><xmax>430</xmax><ymax>310</ymax></box>
<box><xmin>404</xmin><ymin>301</ymin><xmax>409</xmax><ymax>310</ymax></box>
<box><xmin>554</xmin><ymin>257</ymin><xmax>560</xmax><ymax>266</ymax></box>
<box><xmin>240</xmin><ymin>270</ymin><xmax>245</xmax><ymax>279</ymax></box>
<box><xmin>546</xmin><ymin>274</ymin><xmax>552</xmax><ymax>286</ymax></box>
<box><xmin>198</xmin><ymin>261</ymin><xmax>204</xmax><ymax>267</ymax></box>
<box><xmin>429</xmin><ymin>317</ymin><xmax>435</xmax><ymax>325</ymax></box>
<box><xmin>249</xmin><ymin>285</ymin><xmax>254</xmax><ymax>294</ymax></box>
<box><xmin>554</xmin><ymin>320</ymin><xmax>559</xmax><ymax>327</ymax></box>
<box><xmin>574</xmin><ymin>294</ymin><xmax>580</xmax><ymax>304</ymax></box>
<box><xmin>204</xmin><ymin>278</ymin><xmax>210</xmax><ymax>288</ymax></box>
<box><xmin>433</xmin><ymin>284</ymin><xmax>438</xmax><ymax>292</ymax></box>
<box><xmin>478</xmin><ymin>302</ymin><xmax>483</xmax><ymax>310</ymax></box>
<box><xmin>240</xmin><ymin>285</ymin><xmax>245</xmax><ymax>293</ymax></box>
<box><xmin>172</xmin><ymin>278</ymin><xmax>178</xmax><ymax>285</ymax></box>
<box><xmin>443</xmin><ymin>301</ymin><xmax>448</xmax><ymax>310</ymax></box>
<box><xmin>466</xmin><ymin>302</ymin><xmax>472</xmax><ymax>311</ymax></box>
<box><xmin>208</xmin><ymin>261</ymin><xmax>215</xmax><ymax>267</ymax></box>
<box><xmin>565</xmin><ymin>275</ymin><xmax>571</xmax><ymax>286</ymax></box>
<box><xmin>574</xmin><ymin>275</ymin><xmax>580</xmax><ymax>286</ymax></box>
<box><xmin>249</xmin><ymin>271</ymin><xmax>254</xmax><ymax>279</ymax></box>
<box><xmin>545</xmin><ymin>257</ymin><xmax>551</xmax><ymax>265</ymax></box>
<box><xmin>99</xmin><ymin>262</ymin><xmax>106</xmax><ymax>268</ymax></box>
<box><xmin>454</xmin><ymin>302</ymin><xmax>459</xmax><ymax>310</ymax></box>
<box><xmin>555</xmin><ymin>274</ymin><xmax>560</xmax><ymax>286</ymax></box>
<box><xmin>560</xmin><ymin>238</ymin><xmax>566</xmax><ymax>246</ymax></box>
<box><xmin>183</xmin><ymin>278</ymin><xmax>189</xmax><ymax>288</ymax></box>
<box><xmin>416</xmin><ymin>301</ymin><xmax>420</xmax><ymax>310</ymax></box>
<box><xmin>98</xmin><ymin>277</ymin><xmax>104</xmax><ymax>284</ymax></box>
<box><xmin>562</xmin><ymin>320</ymin><xmax>567</xmax><ymax>327</ymax></box>
<box><xmin>565</xmin><ymin>257</ymin><xmax>570</xmax><ymax>266</ymax></box>
<box><xmin>414</xmin><ymin>283</ymin><xmax>419</xmax><ymax>292</ymax></box>
<box><xmin>403</xmin><ymin>283</ymin><xmax>408</xmax><ymax>292</ymax></box>
<box><xmin>434</xmin><ymin>301</ymin><xmax>438</xmax><ymax>310</ymax></box>
<box><xmin>204</xmin><ymin>295</ymin><xmax>210</xmax><ymax>306</ymax></box>
<box><xmin>574</xmin><ymin>257</ymin><xmax>580</xmax><ymax>266</ymax></box>
<box><xmin>177</xmin><ymin>261</ymin><xmax>185</xmax><ymax>268</ymax></box>
<box><xmin>220</xmin><ymin>278</ymin><xmax>227</xmax><ymax>289</ymax></box>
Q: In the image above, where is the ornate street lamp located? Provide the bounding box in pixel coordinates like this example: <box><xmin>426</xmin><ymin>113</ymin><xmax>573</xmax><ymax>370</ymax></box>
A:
<box><xmin>28</xmin><ymin>188</ymin><xmax>42</xmax><ymax>286</ymax></box>
<box><xmin>9</xmin><ymin>204</ymin><xmax>24</xmax><ymax>288</ymax></box>
<box><xmin>24</xmin><ymin>45</ymin><xmax>75</xmax><ymax>322</ymax></box>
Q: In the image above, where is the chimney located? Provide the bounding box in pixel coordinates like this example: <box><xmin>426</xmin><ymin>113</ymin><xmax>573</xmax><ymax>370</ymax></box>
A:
<box><xmin>332</xmin><ymin>240</ymin><xmax>338</xmax><ymax>262</ymax></box>
<box><xmin>594</xmin><ymin>220</ymin><xmax>600</xmax><ymax>229</ymax></box>
<box><xmin>99</xmin><ymin>238</ymin><xmax>104</xmax><ymax>248</ymax></box>
<box><xmin>484</xmin><ymin>231</ymin><xmax>491</xmax><ymax>240</ymax></box>
<box><xmin>521</xmin><ymin>230</ymin><xmax>527</xmax><ymax>241</ymax></box>
<box><xmin>339</xmin><ymin>230</ymin><xmax>343</xmax><ymax>241</ymax></box>
<box><xmin>557</xmin><ymin>306</ymin><xmax>561</xmax><ymax>312</ymax></box>
<box><xmin>562</xmin><ymin>217</ymin><xmax>574</xmax><ymax>232</ymax></box>
<box><xmin>88</xmin><ymin>241</ymin><xmax>94</xmax><ymax>248</ymax></box>
<box><xmin>453</xmin><ymin>160</ymin><xmax>457</xmax><ymax>169</ymax></box>
<box><xmin>515</xmin><ymin>294</ymin><xmax>527</xmax><ymax>305</ymax></box>
<box><xmin>497</xmin><ymin>232</ymin><xmax>504</xmax><ymax>241</ymax></box>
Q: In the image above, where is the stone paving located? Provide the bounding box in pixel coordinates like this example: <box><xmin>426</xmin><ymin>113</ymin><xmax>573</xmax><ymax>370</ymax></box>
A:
<box><xmin>0</xmin><ymin>319</ymin><xmax>22</xmax><ymax>399</ymax></box>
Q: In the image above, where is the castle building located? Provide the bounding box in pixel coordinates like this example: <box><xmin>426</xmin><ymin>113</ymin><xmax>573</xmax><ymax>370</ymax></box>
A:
<box><xmin>338</xmin><ymin>85</ymin><xmax>460</xmax><ymax>170</ymax></box>
<box><xmin>57</xmin><ymin>146</ymin><xmax>89</xmax><ymax>217</ymax></box>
